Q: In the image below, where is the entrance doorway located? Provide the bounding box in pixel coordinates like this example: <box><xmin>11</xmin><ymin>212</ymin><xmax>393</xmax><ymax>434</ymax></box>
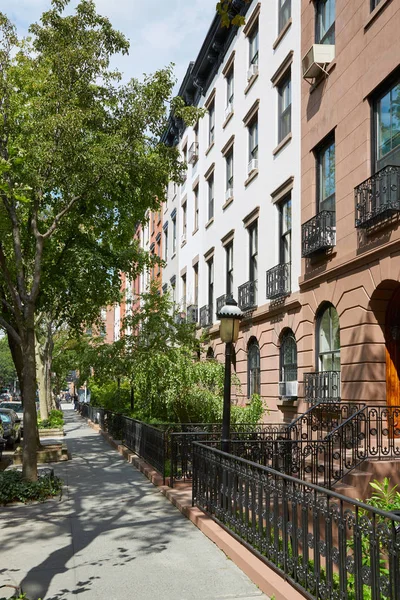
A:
<box><xmin>385</xmin><ymin>286</ymin><xmax>400</xmax><ymax>434</ymax></box>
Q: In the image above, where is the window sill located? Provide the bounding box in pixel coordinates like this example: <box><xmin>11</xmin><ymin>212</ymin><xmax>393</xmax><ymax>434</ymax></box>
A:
<box><xmin>272</xmin><ymin>18</ymin><xmax>292</xmax><ymax>50</ymax></box>
<box><xmin>365</xmin><ymin>0</ymin><xmax>392</xmax><ymax>30</ymax></box>
<box><xmin>181</xmin><ymin>240</ymin><xmax>187</xmax><ymax>248</ymax></box>
<box><xmin>244</xmin><ymin>169</ymin><xmax>259</xmax><ymax>187</ymax></box>
<box><xmin>244</xmin><ymin>73</ymin><xmax>259</xmax><ymax>95</ymax></box>
<box><xmin>205</xmin><ymin>142</ymin><xmax>215</xmax><ymax>156</ymax></box>
<box><xmin>205</xmin><ymin>217</ymin><xmax>214</xmax><ymax>229</ymax></box>
<box><xmin>222</xmin><ymin>196</ymin><xmax>234</xmax><ymax>210</ymax></box>
<box><xmin>192</xmin><ymin>227</ymin><xmax>199</xmax><ymax>236</ymax></box>
<box><xmin>171</xmin><ymin>252</ymin><xmax>176</xmax><ymax>260</ymax></box>
<box><xmin>222</xmin><ymin>111</ymin><xmax>234</xmax><ymax>129</ymax></box>
<box><xmin>273</xmin><ymin>132</ymin><xmax>292</xmax><ymax>156</ymax></box>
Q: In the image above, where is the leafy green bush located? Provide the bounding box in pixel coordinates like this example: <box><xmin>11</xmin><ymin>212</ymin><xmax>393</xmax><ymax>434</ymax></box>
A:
<box><xmin>0</xmin><ymin>470</ymin><xmax>63</xmax><ymax>505</ymax></box>
<box><xmin>38</xmin><ymin>409</ymin><xmax>64</xmax><ymax>429</ymax></box>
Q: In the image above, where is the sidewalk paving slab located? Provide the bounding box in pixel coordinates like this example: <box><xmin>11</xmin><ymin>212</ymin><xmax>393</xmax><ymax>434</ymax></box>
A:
<box><xmin>0</xmin><ymin>406</ymin><xmax>269</xmax><ymax>600</ymax></box>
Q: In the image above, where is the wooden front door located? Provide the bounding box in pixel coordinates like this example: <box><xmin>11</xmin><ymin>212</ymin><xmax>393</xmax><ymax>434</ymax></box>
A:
<box><xmin>385</xmin><ymin>287</ymin><xmax>400</xmax><ymax>434</ymax></box>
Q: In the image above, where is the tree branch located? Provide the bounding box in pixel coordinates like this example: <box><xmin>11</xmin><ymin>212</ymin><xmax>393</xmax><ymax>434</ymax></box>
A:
<box><xmin>0</xmin><ymin>314</ymin><xmax>21</xmax><ymax>346</ymax></box>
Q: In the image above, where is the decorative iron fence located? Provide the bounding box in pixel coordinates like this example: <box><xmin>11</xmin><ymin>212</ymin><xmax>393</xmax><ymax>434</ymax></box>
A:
<box><xmin>170</xmin><ymin>424</ymin><xmax>292</xmax><ymax>486</ymax></box>
<box><xmin>193</xmin><ymin>442</ymin><xmax>400</xmax><ymax>600</ymax></box>
<box><xmin>238</xmin><ymin>280</ymin><xmax>257</xmax><ymax>311</ymax></box>
<box><xmin>355</xmin><ymin>165</ymin><xmax>400</xmax><ymax>229</ymax></box>
<box><xmin>77</xmin><ymin>405</ymin><xmax>166</xmax><ymax>482</ymax></box>
<box><xmin>266</xmin><ymin>262</ymin><xmax>291</xmax><ymax>300</ymax></box>
<box><xmin>301</xmin><ymin>210</ymin><xmax>336</xmax><ymax>257</ymax></box>
<box><xmin>304</xmin><ymin>371</ymin><xmax>341</xmax><ymax>404</ymax></box>
<box><xmin>288</xmin><ymin>401</ymin><xmax>364</xmax><ymax>442</ymax></box>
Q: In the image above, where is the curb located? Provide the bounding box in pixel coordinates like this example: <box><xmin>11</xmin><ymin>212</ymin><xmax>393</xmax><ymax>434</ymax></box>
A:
<box><xmin>85</xmin><ymin>418</ymin><xmax>306</xmax><ymax>600</ymax></box>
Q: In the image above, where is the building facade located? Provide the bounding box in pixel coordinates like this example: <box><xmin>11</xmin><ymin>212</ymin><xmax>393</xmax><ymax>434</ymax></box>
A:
<box><xmin>297</xmin><ymin>0</ymin><xmax>400</xmax><ymax>412</ymax></box>
<box><xmin>163</xmin><ymin>0</ymin><xmax>302</xmax><ymax>419</ymax></box>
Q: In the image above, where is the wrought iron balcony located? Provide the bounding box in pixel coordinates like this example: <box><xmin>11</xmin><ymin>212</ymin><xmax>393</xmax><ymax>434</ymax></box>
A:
<box><xmin>216</xmin><ymin>293</ymin><xmax>233</xmax><ymax>316</ymax></box>
<box><xmin>301</xmin><ymin>211</ymin><xmax>336</xmax><ymax>257</ymax></box>
<box><xmin>186</xmin><ymin>305</ymin><xmax>198</xmax><ymax>324</ymax></box>
<box><xmin>199</xmin><ymin>304</ymin><xmax>213</xmax><ymax>328</ymax></box>
<box><xmin>238</xmin><ymin>280</ymin><xmax>257</xmax><ymax>311</ymax></box>
<box><xmin>355</xmin><ymin>165</ymin><xmax>400</xmax><ymax>228</ymax></box>
<box><xmin>188</xmin><ymin>142</ymin><xmax>199</xmax><ymax>165</ymax></box>
<box><xmin>304</xmin><ymin>371</ymin><xmax>341</xmax><ymax>404</ymax></box>
<box><xmin>266</xmin><ymin>262</ymin><xmax>291</xmax><ymax>300</ymax></box>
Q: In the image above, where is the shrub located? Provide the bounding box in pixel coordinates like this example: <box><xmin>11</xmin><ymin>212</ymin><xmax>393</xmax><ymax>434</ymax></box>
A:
<box><xmin>38</xmin><ymin>409</ymin><xmax>64</xmax><ymax>429</ymax></box>
<box><xmin>0</xmin><ymin>470</ymin><xmax>63</xmax><ymax>505</ymax></box>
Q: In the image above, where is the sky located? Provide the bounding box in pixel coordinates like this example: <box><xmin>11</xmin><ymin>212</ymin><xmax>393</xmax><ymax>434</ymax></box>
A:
<box><xmin>2</xmin><ymin>0</ymin><xmax>218</xmax><ymax>90</ymax></box>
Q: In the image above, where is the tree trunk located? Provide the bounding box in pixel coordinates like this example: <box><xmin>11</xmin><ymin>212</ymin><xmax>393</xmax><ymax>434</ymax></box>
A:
<box><xmin>7</xmin><ymin>332</ymin><xmax>24</xmax><ymax>400</ymax></box>
<box><xmin>22</xmin><ymin>326</ymin><xmax>38</xmax><ymax>482</ymax></box>
<box><xmin>45</xmin><ymin>319</ymin><xmax>54</xmax><ymax>412</ymax></box>
<box><xmin>35</xmin><ymin>333</ymin><xmax>49</xmax><ymax>421</ymax></box>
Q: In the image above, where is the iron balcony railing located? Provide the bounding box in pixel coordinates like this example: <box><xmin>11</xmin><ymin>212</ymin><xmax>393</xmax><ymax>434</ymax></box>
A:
<box><xmin>266</xmin><ymin>262</ymin><xmax>291</xmax><ymax>300</ymax></box>
<box><xmin>238</xmin><ymin>280</ymin><xmax>257</xmax><ymax>311</ymax></box>
<box><xmin>186</xmin><ymin>304</ymin><xmax>198</xmax><ymax>324</ymax></box>
<box><xmin>199</xmin><ymin>304</ymin><xmax>213</xmax><ymax>328</ymax></box>
<box><xmin>304</xmin><ymin>370</ymin><xmax>341</xmax><ymax>404</ymax></box>
<box><xmin>355</xmin><ymin>165</ymin><xmax>400</xmax><ymax>228</ymax></box>
<box><xmin>216</xmin><ymin>293</ymin><xmax>233</xmax><ymax>316</ymax></box>
<box><xmin>301</xmin><ymin>210</ymin><xmax>336</xmax><ymax>257</ymax></box>
<box><xmin>188</xmin><ymin>141</ymin><xmax>199</xmax><ymax>164</ymax></box>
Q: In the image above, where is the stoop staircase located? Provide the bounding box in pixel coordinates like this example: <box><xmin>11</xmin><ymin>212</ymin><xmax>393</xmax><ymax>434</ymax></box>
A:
<box><xmin>280</xmin><ymin>402</ymin><xmax>400</xmax><ymax>500</ymax></box>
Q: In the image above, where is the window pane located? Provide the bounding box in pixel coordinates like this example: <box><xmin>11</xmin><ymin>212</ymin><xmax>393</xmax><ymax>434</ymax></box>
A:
<box><xmin>319</xmin><ymin>309</ymin><xmax>331</xmax><ymax>353</ymax></box>
<box><xmin>317</xmin><ymin>0</ymin><xmax>335</xmax><ymax>44</ymax></box>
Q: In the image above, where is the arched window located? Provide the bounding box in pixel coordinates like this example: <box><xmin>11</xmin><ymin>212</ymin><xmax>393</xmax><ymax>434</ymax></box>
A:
<box><xmin>247</xmin><ymin>338</ymin><xmax>260</xmax><ymax>397</ymax></box>
<box><xmin>280</xmin><ymin>330</ymin><xmax>297</xmax><ymax>382</ymax></box>
<box><xmin>206</xmin><ymin>347</ymin><xmax>215</xmax><ymax>360</ymax></box>
<box><xmin>317</xmin><ymin>305</ymin><xmax>340</xmax><ymax>372</ymax></box>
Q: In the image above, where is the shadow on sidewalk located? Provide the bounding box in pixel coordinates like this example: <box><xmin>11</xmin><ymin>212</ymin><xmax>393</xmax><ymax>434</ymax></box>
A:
<box><xmin>1</xmin><ymin>412</ymin><xmax>192</xmax><ymax>600</ymax></box>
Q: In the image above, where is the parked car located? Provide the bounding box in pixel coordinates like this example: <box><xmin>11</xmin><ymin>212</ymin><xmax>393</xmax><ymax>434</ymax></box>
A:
<box><xmin>0</xmin><ymin>401</ymin><xmax>23</xmax><ymax>433</ymax></box>
<box><xmin>0</xmin><ymin>420</ymin><xmax>5</xmax><ymax>458</ymax></box>
<box><xmin>0</xmin><ymin>408</ymin><xmax>21</xmax><ymax>449</ymax></box>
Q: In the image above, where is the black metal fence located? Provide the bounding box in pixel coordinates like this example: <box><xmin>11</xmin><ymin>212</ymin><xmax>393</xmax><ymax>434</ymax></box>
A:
<box><xmin>302</xmin><ymin>210</ymin><xmax>336</xmax><ymax>257</ymax></box>
<box><xmin>193</xmin><ymin>442</ymin><xmax>400</xmax><ymax>600</ymax></box>
<box><xmin>77</xmin><ymin>404</ymin><xmax>166</xmax><ymax>482</ymax></box>
<box><xmin>170</xmin><ymin>424</ymin><xmax>291</xmax><ymax>486</ymax></box>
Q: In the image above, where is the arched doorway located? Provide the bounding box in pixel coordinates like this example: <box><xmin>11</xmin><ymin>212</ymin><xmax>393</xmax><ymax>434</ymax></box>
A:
<box><xmin>385</xmin><ymin>286</ymin><xmax>400</xmax><ymax>409</ymax></box>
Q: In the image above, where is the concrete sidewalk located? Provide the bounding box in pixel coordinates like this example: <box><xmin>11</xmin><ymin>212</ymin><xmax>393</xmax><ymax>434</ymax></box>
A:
<box><xmin>0</xmin><ymin>406</ymin><xmax>269</xmax><ymax>600</ymax></box>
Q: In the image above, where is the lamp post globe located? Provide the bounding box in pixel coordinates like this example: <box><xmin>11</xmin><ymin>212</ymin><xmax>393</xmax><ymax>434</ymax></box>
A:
<box><xmin>217</xmin><ymin>297</ymin><xmax>243</xmax><ymax>453</ymax></box>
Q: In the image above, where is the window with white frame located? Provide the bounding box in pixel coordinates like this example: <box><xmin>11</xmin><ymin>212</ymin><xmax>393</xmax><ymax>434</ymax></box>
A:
<box><xmin>208</xmin><ymin>101</ymin><xmax>215</xmax><ymax>146</ymax></box>
<box><xmin>163</xmin><ymin>225</ymin><xmax>168</xmax><ymax>261</ymax></box>
<box><xmin>226</xmin><ymin>242</ymin><xmax>233</xmax><ymax>297</ymax></box>
<box><xmin>226</xmin><ymin>150</ymin><xmax>234</xmax><ymax>193</ymax></box>
<box><xmin>278</xmin><ymin>0</ymin><xmax>291</xmax><ymax>33</ymax></box>
<box><xmin>182</xmin><ymin>201</ymin><xmax>187</xmax><ymax>242</ymax></box>
<box><xmin>248</xmin><ymin>118</ymin><xmax>259</xmax><ymax>163</ymax></box>
<box><xmin>207</xmin><ymin>174</ymin><xmax>214</xmax><ymax>221</ymax></box>
<box><xmin>172</xmin><ymin>214</ymin><xmax>177</xmax><ymax>254</ymax></box>
<box><xmin>278</xmin><ymin>72</ymin><xmax>291</xmax><ymax>143</ymax></box>
<box><xmin>226</xmin><ymin>69</ymin><xmax>234</xmax><ymax>108</ymax></box>
<box><xmin>249</xmin><ymin>24</ymin><xmax>259</xmax><ymax>66</ymax></box>
<box><xmin>194</xmin><ymin>186</ymin><xmax>199</xmax><ymax>231</ymax></box>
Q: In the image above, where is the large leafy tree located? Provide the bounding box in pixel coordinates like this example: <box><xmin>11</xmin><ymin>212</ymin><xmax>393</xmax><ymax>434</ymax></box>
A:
<box><xmin>0</xmin><ymin>335</ymin><xmax>16</xmax><ymax>388</ymax></box>
<box><xmin>0</xmin><ymin>0</ymin><xmax>182</xmax><ymax>480</ymax></box>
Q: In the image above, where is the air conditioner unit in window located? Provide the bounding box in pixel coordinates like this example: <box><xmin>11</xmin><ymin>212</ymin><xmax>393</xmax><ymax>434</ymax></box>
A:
<box><xmin>225</xmin><ymin>102</ymin><xmax>233</xmax><ymax>119</ymax></box>
<box><xmin>247</xmin><ymin>63</ymin><xmax>259</xmax><ymax>81</ymax></box>
<box><xmin>225</xmin><ymin>188</ymin><xmax>234</xmax><ymax>201</ymax></box>
<box><xmin>279</xmin><ymin>381</ymin><xmax>298</xmax><ymax>398</ymax></box>
<box><xmin>302</xmin><ymin>44</ymin><xmax>335</xmax><ymax>80</ymax></box>
<box><xmin>248</xmin><ymin>159</ymin><xmax>258</xmax><ymax>174</ymax></box>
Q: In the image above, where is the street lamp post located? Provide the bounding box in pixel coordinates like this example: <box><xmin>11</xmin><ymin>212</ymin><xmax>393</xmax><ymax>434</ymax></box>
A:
<box><xmin>217</xmin><ymin>297</ymin><xmax>243</xmax><ymax>453</ymax></box>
